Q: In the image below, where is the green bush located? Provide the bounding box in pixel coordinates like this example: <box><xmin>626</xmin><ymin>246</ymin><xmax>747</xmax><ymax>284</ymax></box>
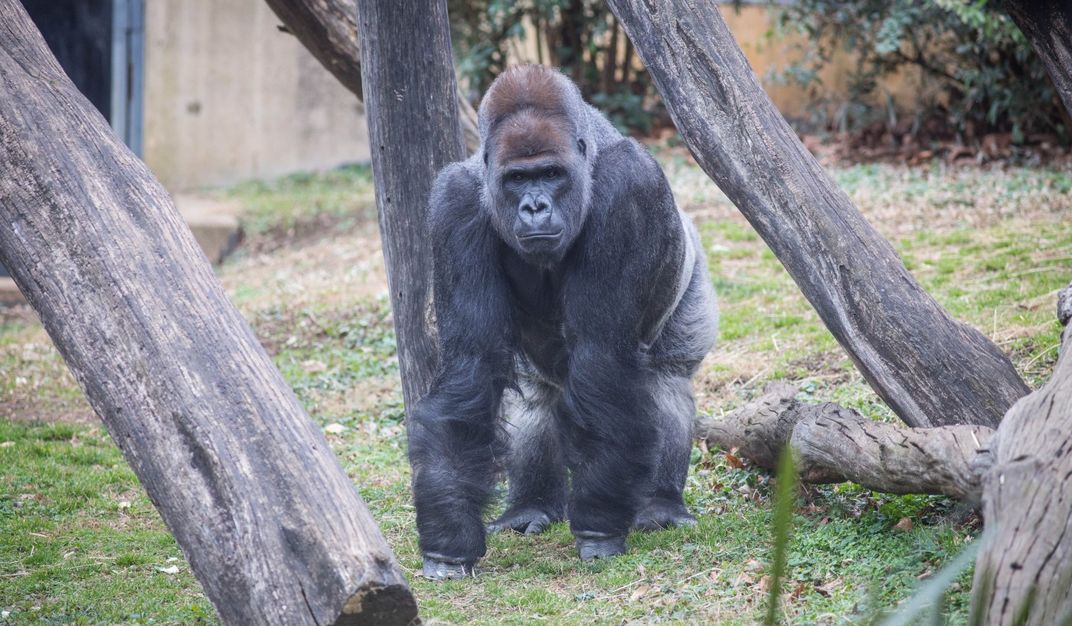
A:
<box><xmin>770</xmin><ymin>0</ymin><xmax>1067</xmax><ymax>144</ymax></box>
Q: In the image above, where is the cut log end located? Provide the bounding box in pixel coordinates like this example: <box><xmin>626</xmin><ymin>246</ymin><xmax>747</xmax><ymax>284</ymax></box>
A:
<box><xmin>335</xmin><ymin>584</ymin><xmax>420</xmax><ymax>626</ymax></box>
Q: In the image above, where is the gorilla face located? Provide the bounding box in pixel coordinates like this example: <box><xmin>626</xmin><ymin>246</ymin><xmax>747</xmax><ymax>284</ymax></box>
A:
<box><xmin>486</xmin><ymin>115</ymin><xmax>591</xmax><ymax>265</ymax></box>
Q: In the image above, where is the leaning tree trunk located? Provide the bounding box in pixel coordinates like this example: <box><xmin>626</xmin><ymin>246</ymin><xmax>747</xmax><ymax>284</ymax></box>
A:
<box><xmin>0</xmin><ymin>4</ymin><xmax>417</xmax><ymax>625</ymax></box>
<box><xmin>1005</xmin><ymin>0</ymin><xmax>1072</xmax><ymax>117</ymax></box>
<box><xmin>356</xmin><ymin>0</ymin><xmax>466</xmax><ymax>407</ymax></box>
<box><xmin>697</xmin><ymin>283</ymin><xmax>1072</xmax><ymax>625</ymax></box>
<box><xmin>606</xmin><ymin>0</ymin><xmax>1029</xmax><ymax>429</ymax></box>
<box><xmin>263</xmin><ymin>0</ymin><xmax>481</xmax><ymax>153</ymax></box>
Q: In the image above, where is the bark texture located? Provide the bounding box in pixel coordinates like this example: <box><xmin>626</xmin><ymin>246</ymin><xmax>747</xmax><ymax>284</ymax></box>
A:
<box><xmin>696</xmin><ymin>383</ymin><xmax>993</xmax><ymax>500</ymax></box>
<box><xmin>972</xmin><ymin>279</ymin><xmax>1072</xmax><ymax>625</ymax></box>
<box><xmin>607</xmin><ymin>0</ymin><xmax>1028</xmax><ymax>428</ymax></box>
<box><xmin>1006</xmin><ymin>0</ymin><xmax>1072</xmax><ymax>116</ymax></box>
<box><xmin>0</xmin><ymin>4</ymin><xmax>418</xmax><ymax>625</ymax></box>
<box><xmin>357</xmin><ymin>1</ymin><xmax>466</xmax><ymax>407</ymax></box>
<box><xmin>263</xmin><ymin>0</ymin><xmax>480</xmax><ymax>152</ymax></box>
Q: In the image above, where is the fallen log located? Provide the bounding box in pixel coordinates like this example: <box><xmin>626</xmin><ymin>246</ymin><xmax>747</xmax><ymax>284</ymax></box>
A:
<box><xmin>697</xmin><ymin>383</ymin><xmax>993</xmax><ymax>501</ymax></box>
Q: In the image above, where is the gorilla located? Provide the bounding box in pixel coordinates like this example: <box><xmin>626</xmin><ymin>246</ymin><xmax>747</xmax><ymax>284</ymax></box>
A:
<box><xmin>409</xmin><ymin>65</ymin><xmax>718</xmax><ymax>579</ymax></box>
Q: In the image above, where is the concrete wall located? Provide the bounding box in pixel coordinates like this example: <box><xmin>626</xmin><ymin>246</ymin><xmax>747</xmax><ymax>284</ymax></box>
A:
<box><xmin>143</xmin><ymin>0</ymin><xmax>369</xmax><ymax>191</ymax></box>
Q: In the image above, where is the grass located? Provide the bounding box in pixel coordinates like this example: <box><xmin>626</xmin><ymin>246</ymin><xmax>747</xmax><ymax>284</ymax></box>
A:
<box><xmin>1</xmin><ymin>157</ymin><xmax>1070</xmax><ymax>624</ymax></box>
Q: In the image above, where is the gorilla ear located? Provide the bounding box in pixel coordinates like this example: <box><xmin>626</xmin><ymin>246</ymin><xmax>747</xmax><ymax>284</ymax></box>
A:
<box><xmin>577</xmin><ymin>138</ymin><xmax>587</xmax><ymax>157</ymax></box>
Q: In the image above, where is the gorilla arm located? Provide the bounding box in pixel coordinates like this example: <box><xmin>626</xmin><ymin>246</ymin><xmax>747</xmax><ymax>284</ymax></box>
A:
<box><xmin>559</xmin><ymin>139</ymin><xmax>689</xmax><ymax>559</ymax></box>
<box><xmin>407</xmin><ymin>163</ymin><xmax>517</xmax><ymax>578</ymax></box>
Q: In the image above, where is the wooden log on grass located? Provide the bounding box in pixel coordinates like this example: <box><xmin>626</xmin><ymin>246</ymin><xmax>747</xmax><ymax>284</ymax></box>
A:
<box><xmin>696</xmin><ymin>383</ymin><xmax>994</xmax><ymax>501</ymax></box>
<box><xmin>607</xmin><ymin>0</ymin><xmax>1029</xmax><ymax>429</ymax></box>
<box><xmin>0</xmin><ymin>3</ymin><xmax>417</xmax><ymax>624</ymax></box>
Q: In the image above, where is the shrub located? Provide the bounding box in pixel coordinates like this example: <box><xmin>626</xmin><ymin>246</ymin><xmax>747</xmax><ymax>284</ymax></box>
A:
<box><xmin>771</xmin><ymin>0</ymin><xmax>1068</xmax><ymax>145</ymax></box>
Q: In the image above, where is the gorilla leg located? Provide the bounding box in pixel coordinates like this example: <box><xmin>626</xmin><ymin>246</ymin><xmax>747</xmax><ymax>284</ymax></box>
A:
<box><xmin>488</xmin><ymin>378</ymin><xmax>567</xmax><ymax>535</ymax></box>
<box><xmin>558</xmin><ymin>349</ymin><xmax>658</xmax><ymax>560</ymax></box>
<box><xmin>635</xmin><ymin>373</ymin><xmax>697</xmax><ymax>531</ymax></box>
<box><xmin>408</xmin><ymin>369</ymin><xmax>504</xmax><ymax>579</ymax></box>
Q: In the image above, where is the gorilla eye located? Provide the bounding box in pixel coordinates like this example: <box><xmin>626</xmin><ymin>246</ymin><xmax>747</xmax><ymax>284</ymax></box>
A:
<box><xmin>542</xmin><ymin>168</ymin><xmax>560</xmax><ymax>180</ymax></box>
<box><xmin>510</xmin><ymin>172</ymin><xmax>525</xmax><ymax>183</ymax></box>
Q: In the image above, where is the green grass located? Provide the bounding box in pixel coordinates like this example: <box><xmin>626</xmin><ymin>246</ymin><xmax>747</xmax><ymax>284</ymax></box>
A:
<box><xmin>1</xmin><ymin>159</ymin><xmax>1070</xmax><ymax>624</ymax></box>
<box><xmin>221</xmin><ymin>162</ymin><xmax>376</xmax><ymax>237</ymax></box>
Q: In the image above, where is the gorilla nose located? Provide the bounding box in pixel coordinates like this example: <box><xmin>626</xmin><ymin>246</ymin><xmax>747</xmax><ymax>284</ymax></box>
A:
<box><xmin>519</xmin><ymin>197</ymin><xmax>552</xmax><ymax>227</ymax></box>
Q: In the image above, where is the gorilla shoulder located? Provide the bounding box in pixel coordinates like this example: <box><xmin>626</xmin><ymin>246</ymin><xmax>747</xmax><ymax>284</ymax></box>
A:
<box><xmin>427</xmin><ymin>160</ymin><xmax>484</xmax><ymax>235</ymax></box>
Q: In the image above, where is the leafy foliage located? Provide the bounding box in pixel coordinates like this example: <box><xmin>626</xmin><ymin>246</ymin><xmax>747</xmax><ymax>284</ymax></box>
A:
<box><xmin>771</xmin><ymin>0</ymin><xmax>1067</xmax><ymax>144</ymax></box>
<box><xmin>447</xmin><ymin>0</ymin><xmax>661</xmax><ymax>134</ymax></box>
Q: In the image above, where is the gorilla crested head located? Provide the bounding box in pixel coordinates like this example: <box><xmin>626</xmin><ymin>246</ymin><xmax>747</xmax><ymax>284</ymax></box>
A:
<box><xmin>478</xmin><ymin>65</ymin><xmax>594</xmax><ymax>265</ymax></box>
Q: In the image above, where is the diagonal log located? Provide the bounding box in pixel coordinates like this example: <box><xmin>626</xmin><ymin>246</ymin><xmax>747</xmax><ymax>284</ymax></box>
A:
<box><xmin>0</xmin><ymin>3</ymin><xmax>417</xmax><ymax>624</ymax></box>
<box><xmin>607</xmin><ymin>0</ymin><xmax>1028</xmax><ymax>428</ymax></box>
<box><xmin>1005</xmin><ymin>0</ymin><xmax>1072</xmax><ymax>117</ymax></box>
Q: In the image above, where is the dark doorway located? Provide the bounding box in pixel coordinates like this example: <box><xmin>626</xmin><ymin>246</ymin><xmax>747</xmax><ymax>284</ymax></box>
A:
<box><xmin>20</xmin><ymin>0</ymin><xmax>144</xmax><ymax>154</ymax></box>
<box><xmin>22</xmin><ymin>0</ymin><xmax>115</xmax><ymax>120</ymax></box>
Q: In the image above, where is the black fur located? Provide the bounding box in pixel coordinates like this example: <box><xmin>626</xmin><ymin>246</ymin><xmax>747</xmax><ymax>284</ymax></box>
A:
<box><xmin>408</xmin><ymin>66</ymin><xmax>718</xmax><ymax>578</ymax></box>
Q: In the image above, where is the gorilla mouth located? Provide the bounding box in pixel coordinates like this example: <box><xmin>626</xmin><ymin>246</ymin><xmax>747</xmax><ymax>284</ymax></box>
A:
<box><xmin>517</xmin><ymin>231</ymin><xmax>563</xmax><ymax>242</ymax></box>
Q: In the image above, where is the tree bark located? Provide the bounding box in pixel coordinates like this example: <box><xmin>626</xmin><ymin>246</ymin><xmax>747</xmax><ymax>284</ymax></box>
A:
<box><xmin>972</xmin><ymin>279</ymin><xmax>1072</xmax><ymax>625</ymax></box>
<box><xmin>1005</xmin><ymin>0</ymin><xmax>1072</xmax><ymax>117</ymax></box>
<box><xmin>356</xmin><ymin>1</ymin><xmax>465</xmax><ymax>407</ymax></box>
<box><xmin>696</xmin><ymin>383</ymin><xmax>993</xmax><ymax>501</ymax></box>
<box><xmin>607</xmin><ymin>0</ymin><xmax>1029</xmax><ymax>429</ymax></box>
<box><xmin>0</xmin><ymin>4</ymin><xmax>418</xmax><ymax>625</ymax></box>
<box><xmin>263</xmin><ymin>0</ymin><xmax>480</xmax><ymax>153</ymax></box>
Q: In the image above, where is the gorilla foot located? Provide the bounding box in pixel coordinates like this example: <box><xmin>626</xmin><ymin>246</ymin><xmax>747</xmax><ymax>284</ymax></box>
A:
<box><xmin>422</xmin><ymin>554</ymin><xmax>475</xmax><ymax>580</ymax></box>
<box><xmin>487</xmin><ymin>507</ymin><xmax>559</xmax><ymax>535</ymax></box>
<box><xmin>634</xmin><ymin>500</ymin><xmax>698</xmax><ymax>532</ymax></box>
<box><xmin>575</xmin><ymin>532</ymin><xmax>628</xmax><ymax>561</ymax></box>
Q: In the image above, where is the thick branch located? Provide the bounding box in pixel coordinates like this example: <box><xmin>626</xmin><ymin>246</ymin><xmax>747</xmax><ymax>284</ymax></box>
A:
<box><xmin>0</xmin><ymin>4</ymin><xmax>417</xmax><ymax>624</ymax></box>
<box><xmin>608</xmin><ymin>0</ymin><xmax>1028</xmax><ymax>428</ymax></box>
<box><xmin>697</xmin><ymin>384</ymin><xmax>992</xmax><ymax>500</ymax></box>
<box><xmin>263</xmin><ymin>0</ymin><xmax>480</xmax><ymax>152</ymax></box>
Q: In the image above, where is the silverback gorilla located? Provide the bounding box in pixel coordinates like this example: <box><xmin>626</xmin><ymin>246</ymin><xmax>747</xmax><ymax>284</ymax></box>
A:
<box><xmin>409</xmin><ymin>65</ymin><xmax>718</xmax><ymax>579</ymax></box>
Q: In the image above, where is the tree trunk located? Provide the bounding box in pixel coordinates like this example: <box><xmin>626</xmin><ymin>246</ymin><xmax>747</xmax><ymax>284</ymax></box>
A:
<box><xmin>0</xmin><ymin>4</ymin><xmax>418</xmax><ymax>625</ymax></box>
<box><xmin>606</xmin><ymin>0</ymin><xmax>1029</xmax><ymax>429</ymax></box>
<box><xmin>263</xmin><ymin>0</ymin><xmax>480</xmax><ymax>153</ymax></box>
<box><xmin>696</xmin><ymin>280</ymin><xmax>1072</xmax><ymax>624</ymax></box>
<box><xmin>356</xmin><ymin>1</ymin><xmax>465</xmax><ymax>407</ymax></box>
<box><xmin>971</xmin><ymin>279</ymin><xmax>1072</xmax><ymax>624</ymax></box>
<box><xmin>1005</xmin><ymin>0</ymin><xmax>1072</xmax><ymax>117</ymax></box>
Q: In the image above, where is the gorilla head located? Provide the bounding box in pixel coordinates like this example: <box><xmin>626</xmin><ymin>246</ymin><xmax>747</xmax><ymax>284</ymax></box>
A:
<box><xmin>479</xmin><ymin>66</ymin><xmax>593</xmax><ymax>264</ymax></box>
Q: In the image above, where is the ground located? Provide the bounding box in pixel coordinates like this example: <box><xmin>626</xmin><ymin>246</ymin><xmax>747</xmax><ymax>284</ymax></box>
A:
<box><xmin>1</xmin><ymin>152</ymin><xmax>1069</xmax><ymax>625</ymax></box>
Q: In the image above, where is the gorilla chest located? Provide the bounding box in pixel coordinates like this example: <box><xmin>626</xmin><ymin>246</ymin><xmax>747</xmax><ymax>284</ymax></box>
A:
<box><xmin>503</xmin><ymin>261</ymin><xmax>572</xmax><ymax>382</ymax></box>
